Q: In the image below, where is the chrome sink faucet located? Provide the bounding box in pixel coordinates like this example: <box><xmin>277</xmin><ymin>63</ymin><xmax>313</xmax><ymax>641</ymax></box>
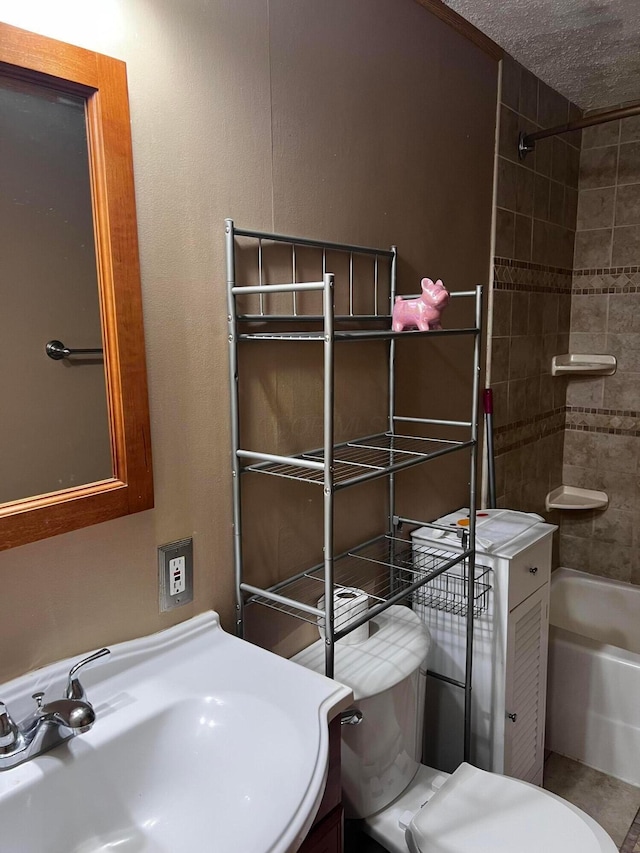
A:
<box><xmin>0</xmin><ymin>647</ymin><xmax>110</xmax><ymax>771</ymax></box>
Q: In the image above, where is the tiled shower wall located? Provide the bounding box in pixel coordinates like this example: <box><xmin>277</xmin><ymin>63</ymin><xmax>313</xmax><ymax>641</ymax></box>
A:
<box><xmin>560</xmin><ymin>113</ymin><xmax>640</xmax><ymax>584</ymax></box>
<box><xmin>491</xmin><ymin>56</ymin><xmax>580</xmax><ymax>519</ymax></box>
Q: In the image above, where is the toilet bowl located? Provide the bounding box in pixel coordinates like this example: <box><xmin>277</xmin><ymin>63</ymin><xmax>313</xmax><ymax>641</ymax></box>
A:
<box><xmin>293</xmin><ymin>605</ymin><xmax>617</xmax><ymax>853</ymax></box>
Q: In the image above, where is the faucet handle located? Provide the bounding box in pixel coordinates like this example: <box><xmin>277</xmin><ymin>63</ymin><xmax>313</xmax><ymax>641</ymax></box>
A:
<box><xmin>65</xmin><ymin>648</ymin><xmax>111</xmax><ymax>702</ymax></box>
<box><xmin>0</xmin><ymin>703</ymin><xmax>20</xmax><ymax>751</ymax></box>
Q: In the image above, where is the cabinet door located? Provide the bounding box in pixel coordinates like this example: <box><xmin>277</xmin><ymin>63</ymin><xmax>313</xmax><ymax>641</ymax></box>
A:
<box><xmin>298</xmin><ymin>805</ymin><xmax>343</xmax><ymax>853</ymax></box>
<box><xmin>503</xmin><ymin>584</ymin><xmax>549</xmax><ymax>785</ymax></box>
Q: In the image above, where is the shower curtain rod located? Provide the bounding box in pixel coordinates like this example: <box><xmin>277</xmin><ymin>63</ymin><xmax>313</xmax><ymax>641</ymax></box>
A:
<box><xmin>518</xmin><ymin>101</ymin><xmax>640</xmax><ymax>160</ymax></box>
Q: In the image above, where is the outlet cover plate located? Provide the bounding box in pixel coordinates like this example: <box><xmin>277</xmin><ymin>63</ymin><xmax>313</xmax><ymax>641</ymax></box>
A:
<box><xmin>159</xmin><ymin>538</ymin><xmax>194</xmax><ymax>612</ymax></box>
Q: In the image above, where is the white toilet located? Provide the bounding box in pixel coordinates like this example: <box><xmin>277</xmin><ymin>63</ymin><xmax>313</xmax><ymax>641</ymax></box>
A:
<box><xmin>293</xmin><ymin>605</ymin><xmax>617</xmax><ymax>853</ymax></box>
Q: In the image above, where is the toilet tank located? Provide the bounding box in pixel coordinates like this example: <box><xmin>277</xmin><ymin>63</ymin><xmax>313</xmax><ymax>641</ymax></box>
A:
<box><xmin>292</xmin><ymin>605</ymin><xmax>430</xmax><ymax>818</ymax></box>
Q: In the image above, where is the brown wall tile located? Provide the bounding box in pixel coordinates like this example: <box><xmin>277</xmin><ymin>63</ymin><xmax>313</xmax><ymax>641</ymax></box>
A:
<box><xmin>602</xmin><ymin>372</ymin><xmax>640</xmax><ymax>409</ymax></box>
<box><xmin>519</xmin><ymin>67</ymin><xmax>538</xmax><ymax>123</ymax></box>
<box><xmin>608</xmin><ymin>293</ymin><xmax>640</xmax><ymax>333</ymax></box>
<box><xmin>564</xmin><ymin>187</ymin><xmax>579</xmax><ymax>229</ymax></box>
<box><xmin>501</xmin><ymin>55</ymin><xmax>520</xmax><ymax>111</ymax></box>
<box><xmin>565</xmin><ymin>376</ymin><xmax>604</xmax><ymax>407</ymax></box>
<box><xmin>542</xmin><ymin>292</ymin><xmax>559</xmax><ymax>332</ymax></box>
<box><xmin>606</xmin><ymin>332</ymin><xmax>640</xmax><ymax>372</ymax></box>
<box><xmin>495</xmin><ymin>207</ymin><xmax>515</xmax><ymax>256</ymax></box>
<box><xmin>566</xmin><ymin>103</ymin><xmax>583</xmax><ymax>150</ymax></box>
<box><xmin>534</xmin><ymin>136</ymin><xmax>553</xmax><ymax>177</ymax></box>
<box><xmin>620</xmin><ymin>114</ymin><xmax>640</xmax><ymax>143</ymax></box>
<box><xmin>579</xmin><ymin>146</ymin><xmax>618</xmax><ymax>189</ymax></box>
<box><xmin>492</xmin><ymin>290</ymin><xmax>512</xmax><ymax>337</ymax></box>
<box><xmin>499</xmin><ymin>104</ymin><xmax>520</xmax><ymax>163</ymax></box>
<box><xmin>593</xmin><ymin>508</ymin><xmax>635</xmax><ymax>547</ymax></box>
<box><xmin>618</xmin><ymin>141</ymin><xmax>640</xmax><ymax>185</ymax></box>
<box><xmin>566</xmin><ymin>143</ymin><xmax>581</xmax><ymax>189</ymax></box>
<box><xmin>569</xmin><ymin>331</ymin><xmax>607</xmax><ymax>353</ymax></box>
<box><xmin>515</xmin><ymin>165</ymin><xmax>535</xmax><ymax>215</ymax></box>
<box><xmin>497</xmin><ymin>157</ymin><xmax>518</xmax><ymax>210</ymax></box>
<box><xmin>559</xmin><ymin>534</ymin><xmax>594</xmax><ymax>570</ymax></box>
<box><xmin>571</xmin><ymin>293</ymin><xmax>608</xmax><ymax>333</ymax></box>
<box><xmin>551</xmin><ymin>138</ymin><xmax>567</xmax><ymax>184</ymax></box>
<box><xmin>589</xmin><ymin>540</ymin><xmax>633</xmax><ymax>582</ymax></box>
<box><xmin>532</xmin><ymin>219</ymin><xmax>550</xmax><ymax>265</ymax></box>
<box><xmin>510</xmin><ymin>291</ymin><xmax>529</xmax><ymax>335</ymax></box>
<box><xmin>615</xmin><ymin>183</ymin><xmax>640</xmax><ymax>226</ymax></box>
<box><xmin>558</xmin><ymin>292</ymin><xmax>572</xmax><ymax>331</ymax></box>
<box><xmin>514</xmin><ymin>213</ymin><xmax>532</xmax><ymax>261</ymax></box>
<box><xmin>538</xmin><ymin>81</ymin><xmax>568</xmax><ymax>128</ymax></box>
<box><xmin>574</xmin><ymin>228</ymin><xmax>612</xmax><ymax>268</ymax></box>
<box><xmin>549</xmin><ymin>181</ymin><xmax>565</xmax><ymax>225</ymax></box>
<box><xmin>491</xmin><ymin>337</ymin><xmax>510</xmax><ymax>383</ymax></box>
<box><xmin>611</xmin><ymin>224</ymin><xmax>640</xmax><ymax>265</ymax></box>
<box><xmin>528</xmin><ymin>293</ymin><xmax>544</xmax><ymax>335</ymax></box>
<box><xmin>491</xmin><ymin>380</ymin><xmax>509</xmax><ymax>429</ymax></box>
<box><xmin>577</xmin><ymin>186</ymin><xmax>615</xmax><ymax>230</ymax></box>
<box><xmin>509</xmin><ymin>334</ymin><xmax>539</xmax><ymax>379</ymax></box>
<box><xmin>508</xmin><ymin>376</ymin><xmax>535</xmax><ymax>420</ymax></box>
<box><xmin>555</xmin><ymin>224</ymin><xmax>575</xmax><ymax>269</ymax></box>
<box><xmin>491</xmin><ymin>68</ymin><xmax>590</xmax><ymax>560</ymax></box>
<box><xmin>533</xmin><ymin>173</ymin><xmax>550</xmax><ymax>221</ymax></box>
<box><xmin>581</xmin><ymin>120</ymin><xmax>620</xmax><ymax>149</ymax></box>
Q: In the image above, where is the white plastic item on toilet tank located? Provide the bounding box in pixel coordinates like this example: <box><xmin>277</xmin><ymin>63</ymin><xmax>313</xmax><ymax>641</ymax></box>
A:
<box><xmin>293</xmin><ymin>605</ymin><xmax>430</xmax><ymax>818</ymax></box>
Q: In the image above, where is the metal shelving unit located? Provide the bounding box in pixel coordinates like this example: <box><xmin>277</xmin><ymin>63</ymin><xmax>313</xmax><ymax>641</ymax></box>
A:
<box><xmin>225</xmin><ymin>219</ymin><xmax>483</xmax><ymax>738</ymax></box>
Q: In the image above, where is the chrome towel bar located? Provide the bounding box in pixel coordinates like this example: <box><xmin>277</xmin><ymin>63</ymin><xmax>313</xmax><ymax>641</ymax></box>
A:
<box><xmin>45</xmin><ymin>340</ymin><xmax>103</xmax><ymax>360</ymax></box>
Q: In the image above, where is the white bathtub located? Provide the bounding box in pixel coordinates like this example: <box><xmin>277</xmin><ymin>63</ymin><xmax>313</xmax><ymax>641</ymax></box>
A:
<box><xmin>546</xmin><ymin>567</ymin><xmax>640</xmax><ymax>786</ymax></box>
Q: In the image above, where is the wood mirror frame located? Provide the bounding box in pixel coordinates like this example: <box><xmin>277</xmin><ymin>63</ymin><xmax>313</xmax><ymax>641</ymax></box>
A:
<box><xmin>0</xmin><ymin>22</ymin><xmax>153</xmax><ymax>550</ymax></box>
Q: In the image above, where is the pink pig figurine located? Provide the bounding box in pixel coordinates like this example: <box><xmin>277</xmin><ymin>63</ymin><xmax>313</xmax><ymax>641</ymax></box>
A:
<box><xmin>392</xmin><ymin>278</ymin><xmax>450</xmax><ymax>332</ymax></box>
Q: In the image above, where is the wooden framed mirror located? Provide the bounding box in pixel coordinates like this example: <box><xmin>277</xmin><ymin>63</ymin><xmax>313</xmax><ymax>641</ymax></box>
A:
<box><xmin>0</xmin><ymin>22</ymin><xmax>153</xmax><ymax>550</ymax></box>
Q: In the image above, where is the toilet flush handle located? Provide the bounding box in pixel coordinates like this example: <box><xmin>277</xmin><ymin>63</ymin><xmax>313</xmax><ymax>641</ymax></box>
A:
<box><xmin>340</xmin><ymin>709</ymin><xmax>363</xmax><ymax>726</ymax></box>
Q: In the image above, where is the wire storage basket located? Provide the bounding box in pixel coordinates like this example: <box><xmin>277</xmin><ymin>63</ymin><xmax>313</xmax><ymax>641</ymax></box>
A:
<box><xmin>411</xmin><ymin>543</ymin><xmax>491</xmax><ymax>617</ymax></box>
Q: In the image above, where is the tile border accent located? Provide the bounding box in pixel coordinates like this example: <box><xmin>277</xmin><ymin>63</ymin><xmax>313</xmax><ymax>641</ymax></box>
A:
<box><xmin>566</xmin><ymin>405</ymin><xmax>640</xmax><ymax>436</ymax></box>
<box><xmin>568</xmin><ymin>406</ymin><xmax>640</xmax><ymax>417</ymax></box>
<box><xmin>493</xmin><ymin>407</ymin><xmax>565</xmax><ymax>455</ymax></box>
<box><xmin>574</xmin><ymin>265</ymin><xmax>640</xmax><ymax>276</ymax></box>
<box><xmin>572</xmin><ymin>266</ymin><xmax>640</xmax><ymax>294</ymax></box>
<box><xmin>494</xmin><ymin>406</ymin><xmax>640</xmax><ymax>454</ymax></box>
<box><xmin>495</xmin><ymin>258</ymin><xmax>574</xmax><ymax>275</ymax></box>
<box><xmin>494</xmin><ymin>257</ymin><xmax>573</xmax><ymax>294</ymax></box>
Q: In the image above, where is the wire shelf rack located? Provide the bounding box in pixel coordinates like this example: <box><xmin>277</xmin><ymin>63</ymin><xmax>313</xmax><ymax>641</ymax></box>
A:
<box><xmin>243</xmin><ymin>432</ymin><xmax>473</xmax><ymax>488</ymax></box>
<box><xmin>243</xmin><ymin>534</ymin><xmax>474</xmax><ymax>625</ymax></box>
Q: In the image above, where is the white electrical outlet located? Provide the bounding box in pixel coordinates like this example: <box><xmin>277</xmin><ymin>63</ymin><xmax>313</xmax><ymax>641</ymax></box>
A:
<box><xmin>158</xmin><ymin>538</ymin><xmax>193</xmax><ymax>611</ymax></box>
<box><xmin>169</xmin><ymin>556</ymin><xmax>186</xmax><ymax>595</ymax></box>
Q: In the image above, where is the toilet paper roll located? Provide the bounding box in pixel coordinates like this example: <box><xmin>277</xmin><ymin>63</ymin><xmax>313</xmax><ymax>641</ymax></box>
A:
<box><xmin>317</xmin><ymin>586</ymin><xmax>370</xmax><ymax>645</ymax></box>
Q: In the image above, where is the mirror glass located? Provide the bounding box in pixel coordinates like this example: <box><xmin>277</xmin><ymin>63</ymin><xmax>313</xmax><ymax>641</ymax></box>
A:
<box><xmin>0</xmin><ymin>75</ymin><xmax>112</xmax><ymax>505</ymax></box>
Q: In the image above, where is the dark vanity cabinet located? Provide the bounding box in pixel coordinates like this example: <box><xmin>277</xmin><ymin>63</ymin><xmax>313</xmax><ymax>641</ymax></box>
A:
<box><xmin>299</xmin><ymin>718</ymin><xmax>343</xmax><ymax>853</ymax></box>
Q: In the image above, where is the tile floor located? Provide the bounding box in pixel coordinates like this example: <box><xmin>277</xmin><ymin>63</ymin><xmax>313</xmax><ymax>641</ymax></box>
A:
<box><xmin>344</xmin><ymin>754</ymin><xmax>640</xmax><ymax>852</ymax></box>
<box><xmin>543</xmin><ymin>753</ymin><xmax>640</xmax><ymax>852</ymax></box>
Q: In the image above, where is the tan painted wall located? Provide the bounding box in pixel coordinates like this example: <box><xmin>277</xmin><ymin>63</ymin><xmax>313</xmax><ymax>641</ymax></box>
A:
<box><xmin>0</xmin><ymin>0</ymin><xmax>497</xmax><ymax>683</ymax></box>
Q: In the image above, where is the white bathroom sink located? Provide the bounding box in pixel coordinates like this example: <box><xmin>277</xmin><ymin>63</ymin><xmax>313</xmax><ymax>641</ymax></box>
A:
<box><xmin>0</xmin><ymin>612</ymin><xmax>352</xmax><ymax>852</ymax></box>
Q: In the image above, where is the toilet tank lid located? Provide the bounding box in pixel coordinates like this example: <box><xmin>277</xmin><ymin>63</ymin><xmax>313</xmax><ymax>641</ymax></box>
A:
<box><xmin>408</xmin><ymin>763</ymin><xmax>617</xmax><ymax>853</ymax></box>
<box><xmin>292</xmin><ymin>605</ymin><xmax>430</xmax><ymax>701</ymax></box>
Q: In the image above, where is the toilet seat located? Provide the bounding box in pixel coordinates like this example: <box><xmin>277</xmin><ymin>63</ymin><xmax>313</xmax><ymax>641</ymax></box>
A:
<box><xmin>405</xmin><ymin>763</ymin><xmax>616</xmax><ymax>853</ymax></box>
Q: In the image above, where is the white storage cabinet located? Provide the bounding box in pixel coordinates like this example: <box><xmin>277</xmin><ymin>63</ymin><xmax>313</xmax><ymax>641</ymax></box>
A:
<box><xmin>412</xmin><ymin>510</ymin><xmax>556</xmax><ymax>786</ymax></box>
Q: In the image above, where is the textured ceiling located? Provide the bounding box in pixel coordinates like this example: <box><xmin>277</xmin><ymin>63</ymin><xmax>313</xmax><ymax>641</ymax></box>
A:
<box><xmin>442</xmin><ymin>0</ymin><xmax>640</xmax><ymax>110</ymax></box>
